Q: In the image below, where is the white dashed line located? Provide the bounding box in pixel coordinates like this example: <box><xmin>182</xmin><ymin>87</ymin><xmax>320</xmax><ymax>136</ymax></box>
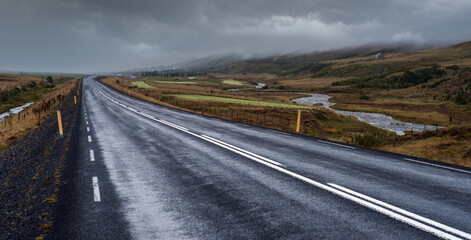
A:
<box><xmin>403</xmin><ymin>158</ymin><xmax>471</xmax><ymax>174</ymax></box>
<box><xmin>90</xmin><ymin>150</ymin><xmax>95</xmax><ymax>162</ymax></box>
<box><xmin>88</xmin><ymin>135</ymin><xmax>92</xmax><ymax>142</ymax></box>
<box><xmin>92</xmin><ymin>177</ymin><xmax>101</xmax><ymax>202</ymax></box>
<box><xmin>87</xmin><ymin>127</ymin><xmax>90</xmax><ymax>132</ymax></box>
<box><xmin>86</xmin><ymin>121</ymin><xmax>89</xmax><ymax>125</ymax></box>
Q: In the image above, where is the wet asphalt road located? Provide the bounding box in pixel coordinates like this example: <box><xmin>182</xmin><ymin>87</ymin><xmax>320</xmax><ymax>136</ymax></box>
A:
<box><xmin>54</xmin><ymin>76</ymin><xmax>471</xmax><ymax>240</ymax></box>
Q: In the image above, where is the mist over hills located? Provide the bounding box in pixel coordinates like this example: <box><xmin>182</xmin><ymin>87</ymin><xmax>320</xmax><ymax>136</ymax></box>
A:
<box><xmin>124</xmin><ymin>41</ymin><xmax>441</xmax><ymax>74</ymax></box>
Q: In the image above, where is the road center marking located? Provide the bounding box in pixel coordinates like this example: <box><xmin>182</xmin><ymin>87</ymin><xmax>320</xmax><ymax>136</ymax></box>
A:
<box><xmin>92</xmin><ymin>177</ymin><xmax>101</xmax><ymax>202</ymax></box>
<box><xmin>90</xmin><ymin>150</ymin><xmax>95</xmax><ymax>162</ymax></box>
<box><xmin>88</xmin><ymin>135</ymin><xmax>92</xmax><ymax>142</ymax></box>
<box><xmin>87</xmin><ymin>127</ymin><xmax>90</xmax><ymax>132</ymax></box>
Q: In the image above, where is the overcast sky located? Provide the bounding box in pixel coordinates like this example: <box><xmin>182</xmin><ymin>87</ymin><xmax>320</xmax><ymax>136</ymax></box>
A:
<box><xmin>1</xmin><ymin>0</ymin><xmax>471</xmax><ymax>73</ymax></box>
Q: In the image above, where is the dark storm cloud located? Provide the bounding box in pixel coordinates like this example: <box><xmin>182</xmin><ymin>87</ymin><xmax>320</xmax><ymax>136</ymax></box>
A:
<box><xmin>1</xmin><ymin>0</ymin><xmax>470</xmax><ymax>73</ymax></box>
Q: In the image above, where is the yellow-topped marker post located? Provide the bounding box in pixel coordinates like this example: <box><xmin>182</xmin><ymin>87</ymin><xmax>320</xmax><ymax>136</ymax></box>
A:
<box><xmin>296</xmin><ymin>110</ymin><xmax>301</xmax><ymax>133</ymax></box>
<box><xmin>57</xmin><ymin>110</ymin><xmax>63</xmax><ymax>137</ymax></box>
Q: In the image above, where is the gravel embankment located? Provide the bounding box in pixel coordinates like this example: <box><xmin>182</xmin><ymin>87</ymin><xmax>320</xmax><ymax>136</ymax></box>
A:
<box><xmin>0</xmin><ymin>81</ymin><xmax>80</xmax><ymax>240</ymax></box>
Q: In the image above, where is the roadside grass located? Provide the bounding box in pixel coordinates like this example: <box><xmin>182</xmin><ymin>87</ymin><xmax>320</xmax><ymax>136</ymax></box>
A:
<box><xmin>173</xmin><ymin>94</ymin><xmax>312</xmax><ymax>108</ymax></box>
<box><xmin>147</xmin><ymin>76</ymin><xmax>219</xmax><ymax>84</ymax></box>
<box><xmin>130</xmin><ymin>81</ymin><xmax>155</xmax><ymax>88</ymax></box>
<box><xmin>222</xmin><ymin>80</ymin><xmax>243</xmax><ymax>85</ymax></box>
<box><xmin>154</xmin><ymin>80</ymin><xmax>197</xmax><ymax>84</ymax></box>
<box><xmin>381</xmin><ymin>125</ymin><xmax>471</xmax><ymax>167</ymax></box>
<box><xmin>0</xmin><ymin>77</ymin><xmax>78</xmax><ymax>149</ymax></box>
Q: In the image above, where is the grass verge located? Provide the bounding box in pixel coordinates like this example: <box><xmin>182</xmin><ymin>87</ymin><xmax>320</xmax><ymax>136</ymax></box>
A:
<box><xmin>154</xmin><ymin>80</ymin><xmax>197</xmax><ymax>84</ymax></box>
<box><xmin>222</xmin><ymin>80</ymin><xmax>243</xmax><ymax>85</ymax></box>
<box><xmin>130</xmin><ymin>81</ymin><xmax>155</xmax><ymax>88</ymax></box>
<box><xmin>174</xmin><ymin>94</ymin><xmax>312</xmax><ymax>108</ymax></box>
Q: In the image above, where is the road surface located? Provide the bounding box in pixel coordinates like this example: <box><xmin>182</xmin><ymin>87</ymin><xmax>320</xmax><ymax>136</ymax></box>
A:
<box><xmin>54</xmin><ymin>76</ymin><xmax>471</xmax><ymax>239</ymax></box>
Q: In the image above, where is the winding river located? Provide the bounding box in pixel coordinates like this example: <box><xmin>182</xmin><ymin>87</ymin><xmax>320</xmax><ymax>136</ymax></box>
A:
<box><xmin>292</xmin><ymin>94</ymin><xmax>440</xmax><ymax>135</ymax></box>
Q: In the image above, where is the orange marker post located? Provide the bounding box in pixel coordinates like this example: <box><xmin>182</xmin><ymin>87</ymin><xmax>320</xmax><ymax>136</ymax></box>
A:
<box><xmin>57</xmin><ymin>110</ymin><xmax>63</xmax><ymax>137</ymax></box>
<box><xmin>296</xmin><ymin>110</ymin><xmax>301</xmax><ymax>133</ymax></box>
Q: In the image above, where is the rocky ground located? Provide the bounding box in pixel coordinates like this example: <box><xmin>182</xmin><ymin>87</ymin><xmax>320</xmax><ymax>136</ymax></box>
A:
<box><xmin>0</xmin><ymin>81</ymin><xmax>80</xmax><ymax>240</ymax></box>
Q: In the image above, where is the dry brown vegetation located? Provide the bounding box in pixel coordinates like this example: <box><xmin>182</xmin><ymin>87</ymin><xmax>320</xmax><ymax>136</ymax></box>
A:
<box><xmin>1</xmin><ymin>74</ymin><xmax>79</xmax><ymax>148</ymax></box>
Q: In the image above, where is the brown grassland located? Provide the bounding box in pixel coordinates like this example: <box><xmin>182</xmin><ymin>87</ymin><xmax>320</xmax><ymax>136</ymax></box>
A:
<box><xmin>1</xmin><ymin>74</ymin><xmax>79</xmax><ymax>148</ymax></box>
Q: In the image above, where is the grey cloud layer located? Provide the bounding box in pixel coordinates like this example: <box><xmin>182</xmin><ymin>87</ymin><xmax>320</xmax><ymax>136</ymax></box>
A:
<box><xmin>1</xmin><ymin>0</ymin><xmax>470</xmax><ymax>72</ymax></box>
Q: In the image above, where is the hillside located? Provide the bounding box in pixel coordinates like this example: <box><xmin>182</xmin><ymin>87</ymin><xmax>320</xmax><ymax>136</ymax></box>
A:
<box><xmin>221</xmin><ymin>42</ymin><xmax>436</xmax><ymax>75</ymax></box>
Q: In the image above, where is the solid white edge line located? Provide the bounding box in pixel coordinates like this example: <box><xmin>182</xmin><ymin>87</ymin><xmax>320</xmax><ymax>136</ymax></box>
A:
<box><xmin>202</xmin><ymin>135</ymin><xmax>286</xmax><ymax>167</ymax></box>
<box><xmin>92</xmin><ymin>176</ymin><xmax>101</xmax><ymax>202</ymax></box>
<box><xmin>328</xmin><ymin>183</ymin><xmax>471</xmax><ymax>240</ymax></box>
<box><xmin>318</xmin><ymin>140</ymin><xmax>356</xmax><ymax>149</ymax></box>
<box><xmin>404</xmin><ymin>158</ymin><xmax>471</xmax><ymax>174</ymax></box>
<box><xmin>90</xmin><ymin>150</ymin><xmax>95</xmax><ymax>162</ymax></box>
<box><xmin>88</xmin><ymin>135</ymin><xmax>92</xmax><ymax>142</ymax></box>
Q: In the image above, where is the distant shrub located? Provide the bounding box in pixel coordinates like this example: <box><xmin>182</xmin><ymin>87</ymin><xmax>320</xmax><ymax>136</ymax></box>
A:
<box><xmin>354</xmin><ymin>133</ymin><xmax>384</xmax><ymax>147</ymax></box>
<box><xmin>5</xmin><ymin>87</ymin><xmax>21</xmax><ymax>97</ymax></box>
<box><xmin>0</xmin><ymin>92</ymin><xmax>8</xmax><ymax>102</ymax></box>
<box><xmin>454</xmin><ymin>89</ymin><xmax>469</xmax><ymax>105</ymax></box>
<box><xmin>46</xmin><ymin>76</ymin><xmax>54</xmax><ymax>83</ymax></box>
<box><xmin>359</xmin><ymin>95</ymin><xmax>370</xmax><ymax>100</ymax></box>
<box><xmin>278</xmin><ymin>86</ymin><xmax>286</xmax><ymax>90</ymax></box>
<box><xmin>445</xmin><ymin>65</ymin><xmax>460</xmax><ymax>71</ymax></box>
<box><xmin>261</xmin><ymin>85</ymin><xmax>268</xmax><ymax>89</ymax></box>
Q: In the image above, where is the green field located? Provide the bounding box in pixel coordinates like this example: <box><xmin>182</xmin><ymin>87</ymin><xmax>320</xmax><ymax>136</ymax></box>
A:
<box><xmin>130</xmin><ymin>81</ymin><xmax>155</xmax><ymax>88</ymax></box>
<box><xmin>173</xmin><ymin>94</ymin><xmax>312</xmax><ymax>108</ymax></box>
<box><xmin>222</xmin><ymin>80</ymin><xmax>243</xmax><ymax>85</ymax></box>
<box><xmin>154</xmin><ymin>80</ymin><xmax>197</xmax><ymax>84</ymax></box>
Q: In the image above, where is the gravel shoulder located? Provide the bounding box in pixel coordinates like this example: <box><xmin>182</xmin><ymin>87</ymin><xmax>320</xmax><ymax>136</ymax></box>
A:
<box><xmin>0</xmin><ymin>80</ymin><xmax>80</xmax><ymax>239</ymax></box>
